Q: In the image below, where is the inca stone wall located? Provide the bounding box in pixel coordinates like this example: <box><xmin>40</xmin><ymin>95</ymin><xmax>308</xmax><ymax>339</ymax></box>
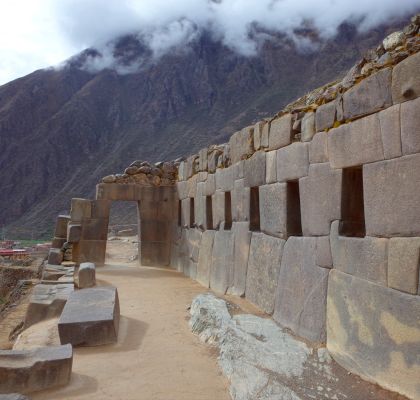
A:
<box><xmin>172</xmin><ymin>22</ymin><xmax>420</xmax><ymax>400</ymax></box>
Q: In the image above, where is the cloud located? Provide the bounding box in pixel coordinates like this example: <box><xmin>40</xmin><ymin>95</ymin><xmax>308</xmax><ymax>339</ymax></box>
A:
<box><xmin>1</xmin><ymin>0</ymin><xmax>420</xmax><ymax>84</ymax></box>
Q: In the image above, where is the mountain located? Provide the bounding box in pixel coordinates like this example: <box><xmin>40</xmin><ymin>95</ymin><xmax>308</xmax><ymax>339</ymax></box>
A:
<box><xmin>0</xmin><ymin>18</ymin><xmax>410</xmax><ymax>238</ymax></box>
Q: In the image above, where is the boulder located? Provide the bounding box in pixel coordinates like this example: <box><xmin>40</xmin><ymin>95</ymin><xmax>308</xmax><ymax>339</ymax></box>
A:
<box><xmin>58</xmin><ymin>286</ymin><xmax>120</xmax><ymax>346</ymax></box>
<box><xmin>327</xmin><ymin>270</ymin><xmax>420</xmax><ymax>400</ymax></box>
<box><xmin>0</xmin><ymin>345</ymin><xmax>72</xmax><ymax>394</ymax></box>
<box><xmin>76</xmin><ymin>262</ymin><xmax>96</xmax><ymax>289</ymax></box>
<box><xmin>273</xmin><ymin>237</ymin><xmax>329</xmax><ymax>343</ymax></box>
<box><xmin>245</xmin><ymin>233</ymin><xmax>285</xmax><ymax>314</ymax></box>
<box><xmin>383</xmin><ymin>31</ymin><xmax>405</xmax><ymax>51</ymax></box>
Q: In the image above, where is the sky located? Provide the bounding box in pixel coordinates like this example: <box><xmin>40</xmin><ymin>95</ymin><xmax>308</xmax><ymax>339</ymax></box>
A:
<box><xmin>0</xmin><ymin>0</ymin><xmax>420</xmax><ymax>85</ymax></box>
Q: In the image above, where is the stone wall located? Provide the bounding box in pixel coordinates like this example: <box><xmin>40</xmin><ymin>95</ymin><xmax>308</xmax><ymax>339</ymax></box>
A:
<box><xmin>172</xmin><ymin>25</ymin><xmax>420</xmax><ymax>400</ymax></box>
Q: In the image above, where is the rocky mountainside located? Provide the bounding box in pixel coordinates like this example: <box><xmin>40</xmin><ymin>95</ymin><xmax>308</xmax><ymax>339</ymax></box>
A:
<box><xmin>0</xmin><ymin>19</ymin><xmax>410</xmax><ymax>238</ymax></box>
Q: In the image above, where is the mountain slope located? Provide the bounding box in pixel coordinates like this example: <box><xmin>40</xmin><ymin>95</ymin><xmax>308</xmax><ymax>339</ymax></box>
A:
<box><xmin>0</xmin><ymin>20</ymin><xmax>409</xmax><ymax>238</ymax></box>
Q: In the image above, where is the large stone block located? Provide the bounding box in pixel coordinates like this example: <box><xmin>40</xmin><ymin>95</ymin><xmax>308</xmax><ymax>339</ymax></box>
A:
<box><xmin>259</xmin><ymin>183</ymin><xmax>287</xmax><ymax>238</ymax></box>
<box><xmin>186</xmin><ymin>228</ymin><xmax>202</xmax><ymax>263</ymax></box>
<box><xmin>204</xmin><ymin>173</ymin><xmax>216</xmax><ymax>196</ymax></box>
<box><xmin>199</xmin><ymin>148</ymin><xmax>208</xmax><ymax>171</ymax></box>
<box><xmin>229</xmin><ymin>222</ymin><xmax>251</xmax><ymax>297</ymax></box>
<box><xmin>81</xmin><ymin>218</ymin><xmax>109</xmax><ymax>241</ymax></box>
<box><xmin>364</xmin><ymin>154</ymin><xmax>420</xmax><ymax>237</ymax></box>
<box><xmin>401</xmin><ymin>96</ymin><xmax>420</xmax><ymax>155</ymax></box>
<box><xmin>212</xmin><ymin>190</ymin><xmax>225</xmax><ymax>229</ymax></box>
<box><xmin>90</xmin><ymin>200</ymin><xmax>111</xmax><ymax>219</ymax></box>
<box><xmin>196</xmin><ymin>230</ymin><xmax>215</xmax><ymax>288</ymax></box>
<box><xmin>51</xmin><ymin>237</ymin><xmax>66</xmax><ymax>249</ymax></box>
<box><xmin>327</xmin><ymin>269</ymin><xmax>420</xmax><ymax>400</ymax></box>
<box><xmin>176</xmin><ymin>181</ymin><xmax>188</xmax><ymax>200</ymax></box>
<box><xmin>244</xmin><ymin>151</ymin><xmax>266</xmax><ymax>187</ymax></box>
<box><xmin>187</xmin><ymin>174</ymin><xmax>198</xmax><ymax>198</ymax></box>
<box><xmin>231</xmin><ymin>179</ymin><xmax>250</xmax><ymax>222</ymax></box>
<box><xmin>54</xmin><ymin>215</ymin><xmax>70</xmax><ymax>239</ymax></box>
<box><xmin>77</xmin><ymin>262</ymin><xmax>96</xmax><ymax>289</ymax></box>
<box><xmin>388</xmin><ymin>237</ymin><xmax>420</xmax><ymax>295</ymax></box>
<box><xmin>309</xmin><ymin>131</ymin><xmax>328</xmax><ymax>164</ymax></box>
<box><xmin>253</xmin><ymin>121</ymin><xmax>265</xmax><ymax>150</ymax></box>
<box><xmin>328</xmin><ymin>113</ymin><xmax>384</xmax><ymax>168</ymax></box>
<box><xmin>330</xmin><ymin>221</ymin><xmax>388</xmax><ymax>286</ymax></box>
<box><xmin>210</xmin><ymin>231</ymin><xmax>234</xmax><ymax>295</ymax></box>
<box><xmin>229</xmin><ymin>126</ymin><xmax>254</xmax><ymax>164</ymax></box>
<box><xmin>265</xmin><ymin>150</ymin><xmax>277</xmax><ymax>183</ymax></box>
<box><xmin>70</xmin><ymin>198</ymin><xmax>92</xmax><ymax>222</ymax></box>
<box><xmin>140</xmin><ymin>241</ymin><xmax>170</xmax><ymax>266</ymax></box>
<box><xmin>0</xmin><ymin>345</ymin><xmax>72</xmax><ymax>394</ymax></box>
<box><xmin>194</xmin><ymin>182</ymin><xmax>206</xmax><ymax>229</ymax></box>
<box><xmin>276</xmin><ymin>142</ymin><xmax>309</xmax><ymax>182</ymax></box>
<box><xmin>245</xmin><ymin>233</ymin><xmax>285</xmax><ymax>314</ymax></box>
<box><xmin>342</xmin><ymin>68</ymin><xmax>392</xmax><ymax>120</ymax></box>
<box><xmin>273</xmin><ymin>237</ymin><xmax>329</xmax><ymax>343</ymax></box>
<box><xmin>181</xmin><ymin>198</ymin><xmax>190</xmax><ymax>228</ymax></box>
<box><xmin>178</xmin><ymin>161</ymin><xmax>187</xmax><ymax>181</ymax></box>
<box><xmin>378</xmin><ymin>104</ymin><xmax>402</xmax><ymax>160</ymax></box>
<box><xmin>299</xmin><ymin>163</ymin><xmax>342</xmax><ymax>236</ymax></box>
<box><xmin>268</xmin><ymin>114</ymin><xmax>292</xmax><ymax>150</ymax></box>
<box><xmin>232</xmin><ymin>161</ymin><xmax>244</xmax><ymax>181</ymax></box>
<box><xmin>58</xmin><ymin>286</ymin><xmax>120</xmax><ymax>347</ymax></box>
<box><xmin>24</xmin><ymin>284</ymin><xmax>74</xmax><ymax>328</ymax></box>
<box><xmin>316</xmin><ymin>236</ymin><xmax>333</xmax><ymax>268</ymax></box>
<box><xmin>41</xmin><ymin>265</ymin><xmax>74</xmax><ymax>282</ymax></box>
<box><xmin>301</xmin><ymin>111</ymin><xmax>315</xmax><ymax>142</ymax></box>
<box><xmin>74</xmin><ymin>240</ymin><xmax>107</xmax><ymax>265</ymax></box>
<box><xmin>48</xmin><ymin>248</ymin><xmax>63</xmax><ymax>266</ymax></box>
<box><xmin>67</xmin><ymin>224</ymin><xmax>82</xmax><ymax>243</ymax></box>
<box><xmin>315</xmin><ymin>101</ymin><xmax>336</xmax><ymax>132</ymax></box>
<box><xmin>392</xmin><ymin>51</ymin><xmax>420</xmax><ymax>104</ymax></box>
<box><xmin>215</xmin><ymin>166</ymin><xmax>234</xmax><ymax>192</ymax></box>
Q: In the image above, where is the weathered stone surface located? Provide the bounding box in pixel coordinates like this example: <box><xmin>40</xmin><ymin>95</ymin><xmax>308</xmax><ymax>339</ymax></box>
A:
<box><xmin>204</xmin><ymin>173</ymin><xmax>216</xmax><ymax>196</ymax></box>
<box><xmin>51</xmin><ymin>237</ymin><xmax>66</xmax><ymax>249</ymax></box>
<box><xmin>342</xmin><ymin>68</ymin><xmax>392</xmax><ymax>120</ymax></box>
<box><xmin>0</xmin><ymin>394</ymin><xmax>30</xmax><ymax>399</ymax></box>
<box><xmin>259</xmin><ymin>183</ymin><xmax>287</xmax><ymax>238</ymax></box>
<box><xmin>232</xmin><ymin>179</ymin><xmax>250</xmax><ymax>222</ymax></box>
<box><xmin>327</xmin><ymin>269</ymin><xmax>420</xmax><ymax>400</ymax></box>
<box><xmin>301</xmin><ymin>111</ymin><xmax>315</xmax><ymax>142</ymax></box>
<box><xmin>196</xmin><ymin>230</ymin><xmax>215</xmax><ymax>288</ymax></box>
<box><xmin>80</xmin><ymin>218</ymin><xmax>109</xmax><ymax>241</ymax></box>
<box><xmin>383</xmin><ymin>31</ymin><xmax>405</xmax><ymax>51</ymax></box>
<box><xmin>328</xmin><ymin>113</ymin><xmax>384</xmax><ymax>168</ymax></box>
<box><xmin>212</xmin><ymin>190</ymin><xmax>225</xmax><ymax>229</ymax></box>
<box><xmin>215</xmin><ymin>166</ymin><xmax>234</xmax><ymax>192</ymax></box>
<box><xmin>197</xmin><ymin>171</ymin><xmax>208</xmax><ymax>182</ymax></box>
<box><xmin>180</xmin><ymin>198</ymin><xmax>191</xmax><ymax>228</ymax></box>
<box><xmin>178</xmin><ymin>161</ymin><xmax>187</xmax><ymax>181</ymax></box>
<box><xmin>229</xmin><ymin>222</ymin><xmax>251</xmax><ymax>297</ymax></box>
<box><xmin>300</xmin><ymin>163</ymin><xmax>342</xmax><ymax>236</ymax></box>
<box><xmin>55</xmin><ymin>215</ymin><xmax>70</xmax><ymax>239</ymax></box>
<box><xmin>24</xmin><ymin>284</ymin><xmax>74</xmax><ymax>328</ymax></box>
<box><xmin>276</xmin><ymin>142</ymin><xmax>309</xmax><ymax>182</ymax></box>
<box><xmin>268</xmin><ymin>114</ymin><xmax>292</xmax><ymax>150</ymax></box>
<box><xmin>244</xmin><ymin>151</ymin><xmax>266</xmax><ymax>187</ymax></box>
<box><xmin>0</xmin><ymin>345</ymin><xmax>72</xmax><ymax>394</ymax></box>
<box><xmin>392</xmin><ymin>51</ymin><xmax>420</xmax><ymax>103</ymax></box>
<box><xmin>401</xmin><ymin>96</ymin><xmax>420</xmax><ymax>155</ymax></box>
<box><xmin>48</xmin><ymin>248</ymin><xmax>63</xmax><ymax>266</ymax></box>
<box><xmin>41</xmin><ymin>265</ymin><xmax>74</xmax><ymax>281</ymax></box>
<box><xmin>253</xmin><ymin>121</ymin><xmax>265</xmax><ymax>151</ymax></box>
<box><xmin>210</xmin><ymin>231</ymin><xmax>234</xmax><ymax>295</ymax></box>
<box><xmin>232</xmin><ymin>161</ymin><xmax>244</xmax><ymax>181</ymax></box>
<box><xmin>309</xmin><ymin>131</ymin><xmax>328</xmax><ymax>164</ymax></box>
<box><xmin>187</xmin><ymin>174</ymin><xmax>198</xmax><ymax>198</ymax></box>
<box><xmin>316</xmin><ymin>236</ymin><xmax>333</xmax><ymax>268</ymax></box>
<box><xmin>58</xmin><ymin>286</ymin><xmax>120</xmax><ymax>347</ymax></box>
<box><xmin>186</xmin><ymin>228</ymin><xmax>202</xmax><ymax>263</ymax></box>
<box><xmin>261</xmin><ymin>121</ymin><xmax>269</xmax><ymax>149</ymax></box>
<box><xmin>265</xmin><ymin>151</ymin><xmax>277</xmax><ymax>183</ymax></box>
<box><xmin>194</xmin><ymin>182</ymin><xmax>206</xmax><ymax>229</ymax></box>
<box><xmin>70</xmin><ymin>198</ymin><xmax>92</xmax><ymax>222</ymax></box>
<box><xmin>176</xmin><ymin>181</ymin><xmax>188</xmax><ymax>200</ymax></box>
<box><xmin>77</xmin><ymin>262</ymin><xmax>96</xmax><ymax>289</ymax></box>
<box><xmin>378</xmin><ymin>104</ymin><xmax>402</xmax><ymax>159</ymax></box>
<box><xmin>364</xmin><ymin>154</ymin><xmax>420</xmax><ymax>237</ymax></box>
<box><xmin>330</xmin><ymin>221</ymin><xmax>388</xmax><ymax>285</ymax></box>
<box><xmin>67</xmin><ymin>223</ymin><xmax>82</xmax><ymax>243</ymax></box>
<box><xmin>315</xmin><ymin>101</ymin><xmax>336</xmax><ymax>132</ymax></box>
<box><xmin>246</xmin><ymin>233</ymin><xmax>285</xmax><ymax>314</ymax></box>
<box><xmin>388</xmin><ymin>237</ymin><xmax>420</xmax><ymax>295</ymax></box>
<box><xmin>274</xmin><ymin>237</ymin><xmax>329</xmax><ymax>343</ymax></box>
<box><xmin>229</xmin><ymin>127</ymin><xmax>254</xmax><ymax>164</ymax></box>
<box><xmin>199</xmin><ymin>148</ymin><xmax>208</xmax><ymax>171</ymax></box>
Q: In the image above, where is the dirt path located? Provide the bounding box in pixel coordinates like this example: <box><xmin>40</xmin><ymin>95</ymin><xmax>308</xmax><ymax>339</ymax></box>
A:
<box><xmin>32</xmin><ymin>239</ymin><xmax>230</xmax><ymax>400</ymax></box>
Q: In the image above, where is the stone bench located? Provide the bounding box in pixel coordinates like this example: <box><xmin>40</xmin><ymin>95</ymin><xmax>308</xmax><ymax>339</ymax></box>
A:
<box><xmin>24</xmin><ymin>284</ymin><xmax>74</xmax><ymax>328</ymax></box>
<box><xmin>58</xmin><ymin>286</ymin><xmax>120</xmax><ymax>346</ymax></box>
<box><xmin>0</xmin><ymin>345</ymin><xmax>72</xmax><ymax>394</ymax></box>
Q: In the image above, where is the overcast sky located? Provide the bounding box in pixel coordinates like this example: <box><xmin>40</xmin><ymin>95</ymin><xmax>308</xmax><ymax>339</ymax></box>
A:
<box><xmin>1</xmin><ymin>0</ymin><xmax>420</xmax><ymax>85</ymax></box>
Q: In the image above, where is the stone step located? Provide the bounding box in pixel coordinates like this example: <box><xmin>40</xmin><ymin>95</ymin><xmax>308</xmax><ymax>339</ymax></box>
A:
<box><xmin>24</xmin><ymin>284</ymin><xmax>74</xmax><ymax>328</ymax></box>
<box><xmin>58</xmin><ymin>286</ymin><xmax>120</xmax><ymax>347</ymax></box>
<box><xmin>0</xmin><ymin>344</ymin><xmax>72</xmax><ymax>394</ymax></box>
